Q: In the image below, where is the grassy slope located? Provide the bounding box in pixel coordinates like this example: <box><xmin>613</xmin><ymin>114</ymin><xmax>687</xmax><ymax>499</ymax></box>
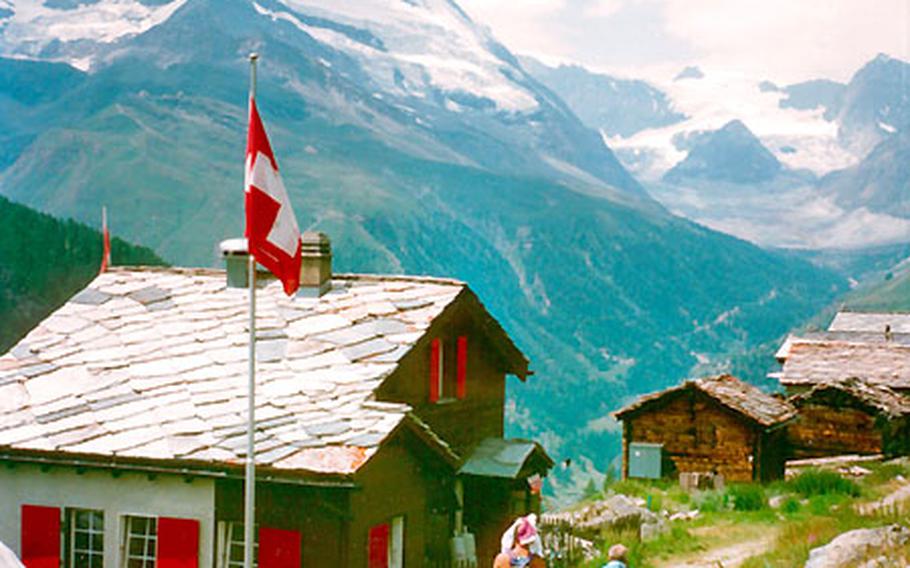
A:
<box><xmin>583</xmin><ymin>462</ymin><xmax>910</xmax><ymax>567</ymax></box>
<box><xmin>0</xmin><ymin>195</ymin><xmax>165</xmax><ymax>352</ymax></box>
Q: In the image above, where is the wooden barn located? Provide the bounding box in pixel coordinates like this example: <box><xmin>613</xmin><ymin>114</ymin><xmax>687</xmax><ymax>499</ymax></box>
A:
<box><xmin>787</xmin><ymin>377</ymin><xmax>910</xmax><ymax>459</ymax></box>
<box><xmin>0</xmin><ymin>234</ymin><xmax>551</xmax><ymax>568</ymax></box>
<box><xmin>615</xmin><ymin>374</ymin><xmax>796</xmax><ymax>483</ymax></box>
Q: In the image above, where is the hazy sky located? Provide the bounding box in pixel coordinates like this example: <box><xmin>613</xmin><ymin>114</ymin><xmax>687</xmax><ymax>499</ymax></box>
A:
<box><xmin>458</xmin><ymin>0</ymin><xmax>910</xmax><ymax>83</ymax></box>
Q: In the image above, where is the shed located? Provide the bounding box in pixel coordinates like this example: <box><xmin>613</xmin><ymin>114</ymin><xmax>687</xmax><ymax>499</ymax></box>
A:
<box><xmin>787</xmin><ymin>377</ymin><xmax>910</xmax><ymax>459</ymax></box>
<box><xmin>614</xmin><ymin>374</ymin><xmax>796</xmax><ymax>483</ymax></box>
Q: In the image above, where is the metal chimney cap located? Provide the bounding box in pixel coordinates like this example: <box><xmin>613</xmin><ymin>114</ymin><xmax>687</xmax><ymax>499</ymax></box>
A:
<box><xmin>219</xmin><ymin>238</ymin><xmax>249</xmax><ymax>257</ymax></box>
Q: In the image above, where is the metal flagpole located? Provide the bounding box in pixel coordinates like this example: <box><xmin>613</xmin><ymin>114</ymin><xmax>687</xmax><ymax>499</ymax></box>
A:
<box><xmin>244</xmin><ymin>52</ymin><xmax>259</xmax><ymax>568</ymax></box>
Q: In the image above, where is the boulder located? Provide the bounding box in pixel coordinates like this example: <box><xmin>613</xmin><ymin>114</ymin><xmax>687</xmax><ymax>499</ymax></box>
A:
<box><xmin>805</xmin><ymin>524</ymin><xmax>910</xmax><ymax>568</ymax></box>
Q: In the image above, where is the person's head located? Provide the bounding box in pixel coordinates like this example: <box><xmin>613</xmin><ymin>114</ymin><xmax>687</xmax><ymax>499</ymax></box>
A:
<box><xmin>608</xmin><ymin>543</ymin><xmax>628</xmax><ymax>561</ymax></box>
<box><xmin>514</xmin><ymin>515</ymin><xmax>538</xmax><ymax>549</ymax></box>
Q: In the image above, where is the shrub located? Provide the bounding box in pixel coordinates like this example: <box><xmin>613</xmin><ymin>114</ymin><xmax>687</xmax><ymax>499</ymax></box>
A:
<box><xmin>781</xmin><ymin>496</ymin><xmax>801</xmax><ymax>514</ymax></box>
<box><xmin>727</xmin><ymin>484</ymin><xmax>766</xmax><ymax>511</ymax></box>
<box><xmin>693</xmin><ymin>490</ymin><xmax>726</xmax><ymax>512</ymax></box>
<box><xmin>789</xmin><ymin>469</ymin><xmax>860</xmax><ymax>498</ymax></box>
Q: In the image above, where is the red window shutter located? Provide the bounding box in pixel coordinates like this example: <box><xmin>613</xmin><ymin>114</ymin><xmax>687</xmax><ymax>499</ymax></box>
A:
<box><xmin>21</xmin><ymin>505</ymin><xmax>60</xmax><ymax>568</ymax></box>
<box><xmin>367</xmin><ymin>524</ymin><xmax>389</xmax><ymax>568</ymax></box>
<box><xmin>259</xmin><ymin>527</ymin><xmax>301</xmax><ymax>568</ymax></box>
<box><xmin>456</xmin><ymin>336</ymin><xmax>467</xmax><ymax>399</ymax></box>
<box><xmin>157</xmin><ymin>517</ymin><xmax>199</xmax><ymax>568</ymax></box>
<box><xmin>429</xmin><ymin>338</ymin><xmax>441</xmax><ymax>403</ymax></box>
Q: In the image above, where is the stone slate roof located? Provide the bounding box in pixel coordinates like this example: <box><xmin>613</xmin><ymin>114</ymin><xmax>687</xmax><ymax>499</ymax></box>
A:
<box><xmin>778</xmin><ymin>341</ymin><xmax>910</xmax><ymax>390</ymax></box>
<box><xmin>829</xmin><ymin>311</ymin><xmax>910</xmax><ymax>334</ymax></box>
<box><xmin>0</xmin><ymin>267</ymin><xmax>472</xmax><ymax>479</ymax></box>
<box><xmin>458</xmin><ymin>437</ymin><xmax>553</xmax><ymax>479</ymax></box>
<box><xmin>789</xmin><ymin>377</ymin><xmax>910</xmax><ymax>419</ymax></box>
<box><xmin>614</xmin><ymin>374</ymin><xmax>796</xmax><ymax>428</ymax></box>
<box><xmin>775</xmin><ymin>332</ymin><xmax>910</xmax><ymax>361</ymax></box>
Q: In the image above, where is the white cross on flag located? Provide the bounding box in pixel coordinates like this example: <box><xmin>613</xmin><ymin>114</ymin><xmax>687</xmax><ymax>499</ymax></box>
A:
<box><xmin>245</xmin><ymin>97</ymin><xmax>302</xmax><ymax>295</ymax></box>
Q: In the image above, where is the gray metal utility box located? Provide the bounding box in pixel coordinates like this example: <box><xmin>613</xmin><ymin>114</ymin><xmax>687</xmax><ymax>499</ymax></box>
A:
<box><xmin>628</xmin><ymin>442</ymin><xmax>663</xmax><ymax>479</ymax></box>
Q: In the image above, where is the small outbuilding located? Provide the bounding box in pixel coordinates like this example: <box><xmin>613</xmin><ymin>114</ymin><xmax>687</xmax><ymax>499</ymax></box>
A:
<box><xmin>787</xmin><ymin>377</ymin><xmax>910</xmax><ymax>459</ymax></box>
<box><xmin>615</xmin><ymin>374</ymin><xmax>796</xmax><ymax>483</ymax></box>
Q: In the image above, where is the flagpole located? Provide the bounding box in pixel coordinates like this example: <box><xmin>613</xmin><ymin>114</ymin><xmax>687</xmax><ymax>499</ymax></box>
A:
<box><xmin>244</xmin><ymin>51</ymin><xmax>258</xmax><ymax>568</ymax></box>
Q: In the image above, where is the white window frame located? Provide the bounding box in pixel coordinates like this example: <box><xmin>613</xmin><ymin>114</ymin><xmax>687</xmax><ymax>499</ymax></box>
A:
<box><xmin>389</xmin><ymin>516</ymin><xmax>404</xmax><ymax>568</ymax></box>
<box><xmin>121</xmin><ymin>515</ymin><xmax>157</xmax><ymax>568</ymax></box>
<box><xmin>66</xmin><ymin>508</ymin><xmax>104</xmax><ymax>568</ymax></box>
<box><xmin>216</xmin><ymin>521</ymin><xmax>258</xmax><ymax>568</ymax></box>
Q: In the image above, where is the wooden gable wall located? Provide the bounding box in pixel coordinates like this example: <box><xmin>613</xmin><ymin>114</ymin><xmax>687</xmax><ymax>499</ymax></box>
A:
<box><xmin>376</xmin><ymin>294</ymin><xmax>509</xmax><ymax>456</ymax></box>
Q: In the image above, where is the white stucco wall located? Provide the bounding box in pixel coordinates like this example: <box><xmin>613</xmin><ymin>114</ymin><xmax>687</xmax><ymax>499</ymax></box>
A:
<box><xmin>0</xmin><ymin>463</ymin><xmax>215</xmax><ymax>568</ymax></box>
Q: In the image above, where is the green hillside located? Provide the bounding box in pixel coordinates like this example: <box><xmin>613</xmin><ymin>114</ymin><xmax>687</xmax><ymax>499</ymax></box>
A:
<box><xmin>0</xmin><ymin>195</ymin><xmax>165</xmax><ymax>352</ymax></box>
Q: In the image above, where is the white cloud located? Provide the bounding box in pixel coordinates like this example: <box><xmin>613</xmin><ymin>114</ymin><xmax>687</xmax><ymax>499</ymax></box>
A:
<box><xmin>661</xmin><ymin>0</ymin><xmax>910</xmax><ymax>82</ymax></box>
<box><xmin>457</xmin><ymin>0</ymin><xmax>910</xmax><ymax>83</ymax></box>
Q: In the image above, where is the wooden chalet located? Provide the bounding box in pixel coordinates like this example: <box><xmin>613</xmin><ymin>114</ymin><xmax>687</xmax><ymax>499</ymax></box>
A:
<box><xmin>0</xmin><ymin>233</ymin><xmax>551</xmax><ymax>568</ymax></box>
<box><xmin>787</xmin><ymin>377</ymin><xmax>910</xmax><ymax>459</ymax></box>
<box><xmin>614</xmin><ymin>374</ymin><xmax>796</xmax><ymax>483</ymax></box>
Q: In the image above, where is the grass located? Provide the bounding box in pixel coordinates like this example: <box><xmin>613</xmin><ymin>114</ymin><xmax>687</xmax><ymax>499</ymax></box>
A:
<box><xmin>788</xmin><ymin>468</ymin><xmax>861</xmax><ymax>498</ymax></box>
<box><xmin>575</xmin><ymin>460</ymin><xmax>909</xmax><ymax>568</ymax></box>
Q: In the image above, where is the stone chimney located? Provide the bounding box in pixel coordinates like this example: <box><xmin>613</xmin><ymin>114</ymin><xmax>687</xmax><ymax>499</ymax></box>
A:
<box><xmin>219</xmin><ymin>238</ymin><xmax>250</xmax><ymax>288</ymax></box>
<box><xmin>299</xmin><ymin>231</ymin><xmax>332</xmax><ymax>297</ymax></box>
<box><xmin>219</xmin><ymin>233</ymin><xmax>331</xmax><ymax>295</ymax></box>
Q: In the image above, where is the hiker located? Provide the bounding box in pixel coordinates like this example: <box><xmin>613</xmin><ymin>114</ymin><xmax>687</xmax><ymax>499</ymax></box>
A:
<box><xmin>493</xmin><ymin>515</ymin><xmax>546</xmax><ymax>567</ymax></box>
<box><xmin>602</xmin><ymin>543</ymin><xmax>628</xmax><ymax>568</ymax></box>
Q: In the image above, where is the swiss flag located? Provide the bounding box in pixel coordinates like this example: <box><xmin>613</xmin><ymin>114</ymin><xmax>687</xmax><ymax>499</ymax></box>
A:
<box><xmin>245</xmin><ymin>97</ymin><xmax>302</xmax><ymax>296</ymax></box>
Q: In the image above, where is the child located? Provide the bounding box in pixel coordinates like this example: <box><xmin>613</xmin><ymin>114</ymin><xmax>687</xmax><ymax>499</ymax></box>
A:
<box><xmin>603</xmin><ymin>543</ymin><xmax>628</xmax><ymax>568</ymax></box>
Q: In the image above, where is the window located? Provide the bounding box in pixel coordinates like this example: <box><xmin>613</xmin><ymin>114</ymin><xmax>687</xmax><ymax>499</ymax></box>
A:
<box><xmin>217</xmin><ymin>522</ymin><xmax>258</xmax><ymax>568</ymax></box>
<box><xmin>122</xmin><ymin>516</ymin><xmax>156</xmax><ymax>568</ymax></box>
<box><xmin>66</xmin><ymin>508</ymin><xmax>104</xmax><ymax>568</ymax></box>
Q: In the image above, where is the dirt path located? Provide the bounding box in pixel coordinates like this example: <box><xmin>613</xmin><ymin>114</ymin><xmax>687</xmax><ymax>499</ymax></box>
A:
<box><xmin>653</xmin><ymin>529</ymin><xmax>778</xmax><ymax>568</ymax></box>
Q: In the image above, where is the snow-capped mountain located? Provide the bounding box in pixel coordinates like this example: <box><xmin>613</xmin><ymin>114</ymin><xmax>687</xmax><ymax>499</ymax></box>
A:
<box><xmin>605</xmin><ymin>66</ymin><xmax>858</xmax><ymax>181</ymax></box>
<box><xmin>0</xmin><ymin>0</ymin><xmax>642</xmax><ymax>198</ymax></box>
<box><xmin>0</xmin><ymin>0</ymin><xmax>187</xmax><ymax>70</ymax></box>
<box><xmin>525</xmin><ymin>55</ymin><xmax>909</xmax><ymax>251</ymax></box>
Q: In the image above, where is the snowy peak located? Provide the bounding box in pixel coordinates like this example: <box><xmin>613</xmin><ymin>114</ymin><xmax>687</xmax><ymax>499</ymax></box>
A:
<box><xmin>663</xmin><ymin>119</ymin><xmax>782</xmax><ymax>184</ymax></box>
<box><xmin>260</xmin><ymin>0</ymin><xmax>538</xmax><ymax>112</ymax></box>
<box><xmin>0</xmin><ymin>0</ymin><xmax>187</xmax><ymax>70</ymax></box>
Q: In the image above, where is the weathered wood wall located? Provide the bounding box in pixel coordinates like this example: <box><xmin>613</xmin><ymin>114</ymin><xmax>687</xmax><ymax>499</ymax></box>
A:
<box><xmin>377</xmin><ymin>294</ymin><xmax>507</xmax><ymax>456</ymax></box>
<box><xmin>787</xmin><ymin>403</ymin><xmax>883</xmax><ymax>458</ymax></box>
<box><xmin>349</xmin><ymin>427</ymin><xmax>456</xmax><ymax>567</ymax></box>
<box><xmin>625</xmin><ymin>391</ymin><xmax>759</xmax><ymax>482</ymax></box>
<box><xmin>216</xmin><ymin>479</ymin><xmax>349</xmax><ymax>566</ymax></box>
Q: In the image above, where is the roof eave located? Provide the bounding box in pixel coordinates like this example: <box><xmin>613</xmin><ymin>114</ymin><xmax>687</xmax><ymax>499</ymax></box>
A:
<box><xmin>0</xmin><ymin>446</ymin><xmax>358</xmax><ymax>488</ymax></box>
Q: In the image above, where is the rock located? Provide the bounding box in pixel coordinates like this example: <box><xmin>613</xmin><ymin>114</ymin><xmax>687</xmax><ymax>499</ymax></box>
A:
<box><xmin>669</xmin><ymin>510</ymin><xmax>700</xmax><ymax>521</ymax></box>
<box><xmin>805</xmin><ymin>524</ymin><xmax>910</xmax><ymax>568</ymax></box>
<box><xmin>540</xmin><ymin>494</ymin><xmax>660</xmax><ymax>538</ymax></box>
<box><xmin>640</xmin><ymin>519</ymin><xmax>669</xmax><ymax>542</ymax></box>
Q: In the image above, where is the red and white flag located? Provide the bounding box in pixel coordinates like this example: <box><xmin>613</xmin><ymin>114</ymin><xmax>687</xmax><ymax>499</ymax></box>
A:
<box><xmin>245</xmin><ymin>97</ymin><xmax>302</xmax><ymax>295</ymax></box>
<box><xmin>99</xmin><ymin>206</ymin><xmax>111</xmax><ymax>274</ymax></box>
